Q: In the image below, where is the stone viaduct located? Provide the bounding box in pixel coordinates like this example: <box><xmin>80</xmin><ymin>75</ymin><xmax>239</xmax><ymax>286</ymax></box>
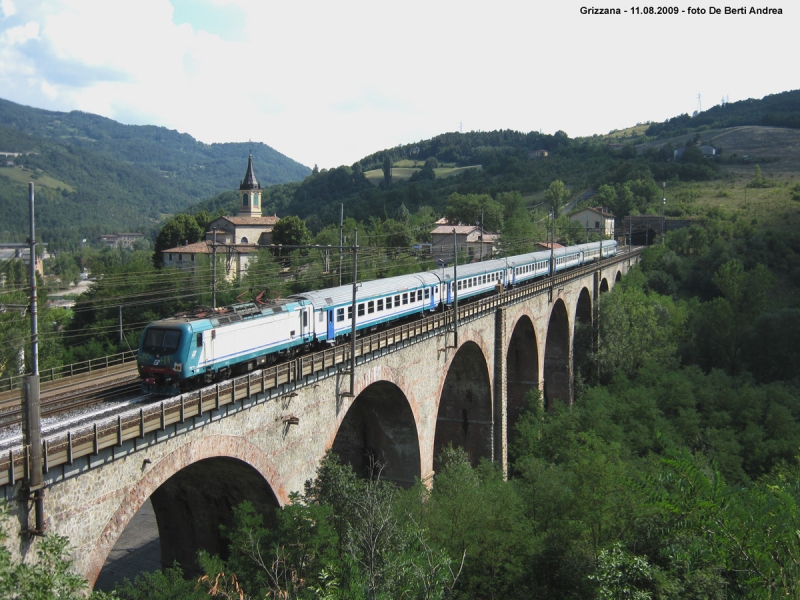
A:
<box><xmin>1</xmin><ymin>251</ymin><xmax>639</xmax><ymax>586</ymax></box>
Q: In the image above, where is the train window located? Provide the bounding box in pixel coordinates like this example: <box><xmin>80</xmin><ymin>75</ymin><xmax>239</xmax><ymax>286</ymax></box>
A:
<box><xmin>424</xmin><ymin>288</ymin><xmax>429</xmax><ymax>299</ymax></box>
<box><xmin>303</xmin><ymin>311</ymin><xmax>308</xmax><ymax>327</ymax></box>
<box><xmin>417</xmin><ymin>290</ymin><xmax>422</xmax><ymax>301</ymax></box>
<box><xmin>377</xmin><ymin>299</ymin><xmax>384</xmax><ymax>311</ymax></box>
<box><xmin>358</xmin><ymin>304</ymin><xmax>365</xmax><ymax>317</ymax></box>
<box><xmin>457</xmin><ymin>281</ymin><xmax>462</xmax><ymax>290</ymax></box>
<box><xmin>386</xmin><ymin>296</ymin><xmax>393</xmax><ymax>308</ymax></box>
<box><xmin>143</xmin><ymin>328</ymin><xmax>181</xmax><ymax>353</ymax></box>
<box><xmin>402</xmin><ymin>293</ymin><xmax>408</xmax><ymax>305</ymax></box>
<box><xmin>368</xmin><ymin>301</ymin><xmax>375</xmax><ymax>314</ymax></box>
<box><xmin>395</xmin><ymin>295</ymin><xmax>401</xmax><ymax>306</ymax></box>
<box><xmin>337</xmin><ymin>308</ymin><xmax>345</xmax><ymax>322</ymax></box>
<box><xmin>196</xmin><ymin>333</ymin><xmax>203</xmax><ymax>347</ymax></box>
<box><xmin>347</xmin><ymin>306</ymin><xmax>353</xmax><ymax>319</ymax></box>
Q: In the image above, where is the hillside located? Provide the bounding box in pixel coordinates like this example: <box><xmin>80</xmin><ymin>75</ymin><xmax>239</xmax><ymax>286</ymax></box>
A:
<box><xmin>637</xmin><ymin>125</ymin><xmax>800</xmax><ymax>174</ymax></box>
<box><xmin>0</xmin><ymin>98</ymin><xmax>310</xmax><ymax>247</ymax></box>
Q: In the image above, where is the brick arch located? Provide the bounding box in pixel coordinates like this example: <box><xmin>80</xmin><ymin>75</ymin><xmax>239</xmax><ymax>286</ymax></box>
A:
<box><xmin>435</xmin><ymin>326</ymin><xmax>493</xmax><ymax>395</ymax></box>
<box><xmin>505</xmin><ymin>313</ymin><xmax>540</xmax><ymax>449</ymax></box>
<box><xmin>615</xmin><ymin>269</ymin><xmax>622</xmax><ymax>283</ymax></box>
<box><xmin>325</xmin><ymin>363</ymin><xmax>422</xmax><ymax>448</ymax></box>
<box><xmin>433</xmin><ymin>333</ymin><xmax>493</xmax><ymax>470</ymax></box>
<box><xmin>543</xmin><ymin>298</ymin><xmax>572</xmax><ymax>409</ymax></box>
<box><xmin>575</xmin><ymin>286</ymin><xmax>592</xmax><ymax>324</ymax></box>
<box><xmin>331</xmin><ymin>380</ymin><xmax>422</xmax><ymax>486</ymax></box>
<box><xmin>87</xmin><ymin>435</ymin><xmax>286</xmax><ymax>586</ymax></box>
<box><xmin>599</xmin><ymin>277</ymin><xmax>610</xmax><ymax>294</ymax></box>
<box><xmin>431</xmin><ymin>325</ymin><xmax>494</xmax><ymax>434</ymax></box>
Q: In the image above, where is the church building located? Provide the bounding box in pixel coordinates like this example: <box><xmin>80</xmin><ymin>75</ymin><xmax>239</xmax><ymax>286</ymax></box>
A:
<box><xmin>205</xmin><ymin>153</ymin><xmax>279</xmax><ymax>245</ymax></box>
<box><xmin>162</xmin><ymin>154</ymin><xmax>280</xmax><ymax>278</ymax></box>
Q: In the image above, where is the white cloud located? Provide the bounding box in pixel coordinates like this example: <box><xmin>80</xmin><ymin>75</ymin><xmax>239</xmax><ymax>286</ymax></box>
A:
<box><xmin>0</xmin><ymin>0</ymin><xmax>15</xmax><ymax>19</ymax></box>
<box><xmin>1</xmin><ymin>20</ymin><xmax>38</xmax><ymax>44</ymax></box>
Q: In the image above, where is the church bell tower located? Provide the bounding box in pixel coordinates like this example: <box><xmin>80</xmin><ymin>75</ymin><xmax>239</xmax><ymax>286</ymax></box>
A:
<box><xmin>239</xmin><ymin>153</ymin><xmax>262</xmax><ymax>217</ymax></box>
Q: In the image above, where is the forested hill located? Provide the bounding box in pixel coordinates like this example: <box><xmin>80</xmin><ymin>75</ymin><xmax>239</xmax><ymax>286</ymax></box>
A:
<box><xmin>192</xmin><ymin>126</ymin><xmax>720</xmax><ymax>233</ymax></box>
<box><xmin>0</xmin><ymin>98</ymin><xmax>310</xmax><ymax>247</ymax></box>
<box><xmin>645</xmin><ymin>88</ymin><xmax>800</xmax><ymax>137</ymax></box>
<box><xmin>188</xmin><ymin>89</ymin><xmax>800</xmax><ymax>234</ymax></box>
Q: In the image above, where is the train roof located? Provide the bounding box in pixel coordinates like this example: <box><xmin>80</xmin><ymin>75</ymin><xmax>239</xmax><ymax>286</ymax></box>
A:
<box><xmin>147</xmin><ymin>298</ymin><xmax>305</xmax><ymax>328</ymax></box>
<box><xmin>291</xmin><ymin>271</ymin><xmax>442</xmax><ymax>308</ymax></box>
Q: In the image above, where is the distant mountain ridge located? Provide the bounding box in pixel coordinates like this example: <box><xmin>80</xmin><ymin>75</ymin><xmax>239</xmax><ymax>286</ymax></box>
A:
<box><xmin>0</xmin><ymin>98</ymin><xmax>310</xmax><ymax>247</ymax></box>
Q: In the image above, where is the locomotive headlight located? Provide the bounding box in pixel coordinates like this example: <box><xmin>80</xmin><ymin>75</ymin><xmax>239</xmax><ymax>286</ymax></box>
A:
<box><xmin>173</xmin><ymin>363</ymin><xmax>182</xmax><ymax>372</ymax></box>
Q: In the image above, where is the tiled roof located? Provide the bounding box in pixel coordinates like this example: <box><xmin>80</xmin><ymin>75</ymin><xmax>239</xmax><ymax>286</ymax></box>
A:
<box><xmin>219</xmin><ymin>215</ymin><xmax>279</xmax><ymax>226</ymax></box>
<box><xmin>576</xmin><ymin>207</ymin><xmax>615</xmax><ymax>218</ymax></box>
<box><xmin>431</xmin><ymin>225</ymin><xmax>479</xmax><ymax>235</ymax></box>
<box><xmin>163</xmin><ymin>240</ymin><xmax>261</xmax><ymax>254</ymax></box>
<box><xmin>163</xmin><ymin>241</ymin><xmax>213</xmax><ymax>254</ymax></box>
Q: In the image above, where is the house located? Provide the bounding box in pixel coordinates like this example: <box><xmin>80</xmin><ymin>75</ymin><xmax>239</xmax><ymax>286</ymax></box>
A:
<box><xmin>534</xmin><ymin>242</ymin><xmax>565</xmax><ymax>252</ymax></box>
<box><xmin>674</xmin><ymin>145</ymin><xmax>716</xmax><ymax>159</ymax></box>
<box><xmin>162</xmin><ymin>240</ymin><xmax>258</xmax><ymax>280</ymax></box>
<box><xmin>570</xmin><ymin>207</ymin><xmax>615</xmax><ymax>238</ymax></box>
<box><xmin>699</xmin><ymin>145</ymin><xmax>716</xmax><ymax>157</ymax></box>
<box><xmin>96</xmin><ymin>233</ymin><xmax>145</xmax><ymax>249</ymax></box>
<box><xmin>0</xmin><ymin>243</ymin><xmax>46</xmax><ymax>275</ymax></box>
<box><xmin>430</xmin><ymin>220</ymin><xmax>498</xmax><ymax>262</ymax></box>
<box><xmin>162</xmin><ymin>154</ymin><xmax>278</xmax><ymax>279</ymax></box>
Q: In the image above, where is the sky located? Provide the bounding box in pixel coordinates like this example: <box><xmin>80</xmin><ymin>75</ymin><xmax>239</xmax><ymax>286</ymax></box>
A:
<box><xmin>0</xmin><ymin>0</ymin><xmax>796</xmax><ymax>170</ymax></box>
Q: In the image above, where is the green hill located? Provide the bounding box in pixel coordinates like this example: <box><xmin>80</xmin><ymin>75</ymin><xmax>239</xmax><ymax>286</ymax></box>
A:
<box><xmin>0</xmin><ymin>98</ymin><xmax>310</xmax><ymax>248</ymax></box>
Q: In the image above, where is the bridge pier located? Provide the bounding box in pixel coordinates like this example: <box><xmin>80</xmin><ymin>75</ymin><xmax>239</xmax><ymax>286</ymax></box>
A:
<box><xmin>493</xmin><ymin>307</ymin><xmax>508</xmax><ymax>478</ymax></box>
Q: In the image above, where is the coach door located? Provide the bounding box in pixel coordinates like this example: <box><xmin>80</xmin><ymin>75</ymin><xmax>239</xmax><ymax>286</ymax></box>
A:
<box><xmin>205</xmin><ymin>330</ymin><xmax>215</xmax><ymax>366</ymax></box>
<box><xmin>327</xmin><ymin>309</ymin><xmax>335</xmax><ymax>340</ymax></box>
<box><xmin>429</xmin><ymin>286</ymin><xmax>436</xmax><ymax>310</ymax></box>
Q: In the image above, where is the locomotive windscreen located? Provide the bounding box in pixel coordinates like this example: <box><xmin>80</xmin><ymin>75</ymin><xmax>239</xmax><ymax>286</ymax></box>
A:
<box><xmin>143</xmin><ymin>328</ymin><xmax>182</xmax><ymax>353</ymax></box>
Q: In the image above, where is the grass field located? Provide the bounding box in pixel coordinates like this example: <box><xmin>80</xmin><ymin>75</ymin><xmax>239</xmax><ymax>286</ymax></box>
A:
<box><xmin>0</xmin><ymin>166</ymin><xmax>75</xmax><ymax>192</ymax></box>
<box><xmin>364</xmin><ymin>164</ymin><xmax>481</xmax><ymax>185</ymax></box>
<box><xmin>658</xmin><ymin>173</ymin><xmax>800</xmax><ymax>235</ymax></box>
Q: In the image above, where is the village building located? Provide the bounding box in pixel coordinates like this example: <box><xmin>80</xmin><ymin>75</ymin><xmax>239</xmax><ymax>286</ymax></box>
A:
<box><xmin>430</xmin><ymin>219</ymin><xmax>498</xmax><ymax>262</ymax></box>
<box><xmin>569</xmin><ymin>207</ymin><xmax>615</xmax><ymax>238</ymax></box>
<box><xmin>95</xmin><ymin>233</ymin><xmax>145</xmax><ymax>249</ymax></box>
<box><xmin>534</xmin><ymin>242</ymin><xmax>565</xmax><ymax>252</ymax></box>
<box><xmin>0</xmin><ymin>243</ymin><xmax>46</xmax><ymax>277</ymax></box>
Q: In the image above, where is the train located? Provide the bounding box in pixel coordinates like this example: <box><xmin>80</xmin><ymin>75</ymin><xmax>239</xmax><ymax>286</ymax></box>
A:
<box><xmin>137</xmin><ymin>240</ymin><xmax>618</xmax><ymax>394</ymax></box>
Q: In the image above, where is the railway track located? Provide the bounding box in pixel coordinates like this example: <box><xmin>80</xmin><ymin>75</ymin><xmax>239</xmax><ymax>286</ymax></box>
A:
<box><xmin>0</xmin><ymin>371</ymin><xmax>141</xmax><ymax>429</ymax></box>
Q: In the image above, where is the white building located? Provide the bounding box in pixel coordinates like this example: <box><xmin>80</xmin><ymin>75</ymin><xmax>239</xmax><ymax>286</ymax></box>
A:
<box><xmin>570</xmin><ymin>207</ymin><xmax>615</xmax><ymax>238</ymax></box>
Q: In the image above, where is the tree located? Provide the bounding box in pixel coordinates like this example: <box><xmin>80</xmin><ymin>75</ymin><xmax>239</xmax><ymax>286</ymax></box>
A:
<box><xmin>445</xmin><ymin>193</ymin><xmax>503</xmax><ymax>231</ymax></box>
<box><xmin>0</xmin><ymin>504</ymin><xmax>106</xmax><ymax>599</ymax></box>
<box><xmin>382</xmin><ymin>156</ymin><xmax>392</xmax><ymax>187</ymax></box>
<box><xmin>153</xmin><ymin>214</ymin><xmax>203</xmax><ymax>267</ymax></box>
<box><xmin>545</xmin><ymin>180</ymin><xmax>570</xmax><ymax>215</ymax></box>
<box><xmin>592</xmin><ymin>275</ymin><xmax>680</xmax><ymax>383</ymax></box>
<box><xmin>688</xmin><ymin>260</ymin><xmax>773</xmax><ymax>374</ymax></box>
<box><xmin>272</xmin><ymin>215</ymin><xmax>312</xmax><ymax>248</ymax></box>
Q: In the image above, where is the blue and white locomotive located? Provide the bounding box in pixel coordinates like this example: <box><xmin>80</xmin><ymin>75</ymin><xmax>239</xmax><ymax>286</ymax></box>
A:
<box><xmin>138</xmin><ymin>240</ymin><xmax>617</xmax><ymax>394</ymax></box>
